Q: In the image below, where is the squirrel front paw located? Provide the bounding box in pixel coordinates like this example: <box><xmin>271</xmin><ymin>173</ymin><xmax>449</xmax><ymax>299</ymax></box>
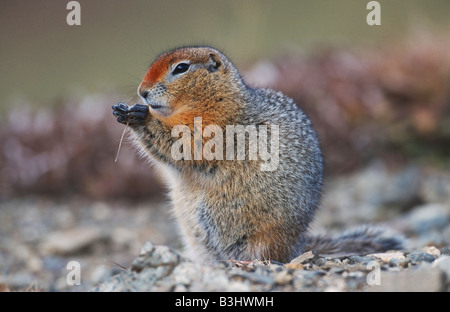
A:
<box><xmin>112</xmin><ymin>102</ymin><xmax>149</xmax><ymax>126</ymax></box>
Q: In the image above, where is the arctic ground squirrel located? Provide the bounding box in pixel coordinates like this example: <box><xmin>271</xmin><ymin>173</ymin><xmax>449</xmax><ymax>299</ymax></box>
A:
<box><xmin>113</xmin><ymin>46</ymin><xmax>402</xmax><ymax>263</ymax></box>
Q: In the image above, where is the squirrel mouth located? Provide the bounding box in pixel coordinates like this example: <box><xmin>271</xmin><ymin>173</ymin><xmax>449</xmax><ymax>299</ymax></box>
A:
<box><xmin>147</xmin><ymin>101</ymin><xmax>171</xmax><ymax>116</ymax></box>
<box><xmin>141</xmin><ymin>96</ymin><xmax>170</xmax><ymax>115</ymax></box>
<box><xmin>149</xmin><ymin>103</ymin><xmax>163</xmax><ymax>109</ymax></box>
<box><xmin>144</xmin><ymin>99</ymin><xmax>165</xmax><ymax>110</ymax></box>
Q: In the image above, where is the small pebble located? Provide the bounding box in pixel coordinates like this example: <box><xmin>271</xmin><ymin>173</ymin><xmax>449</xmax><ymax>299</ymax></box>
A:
<box><xmin>421</xmin><ymin>246</ymin><xmax>441</xmax><ymax>258</ymax></box>
<box><xmin>274</xmin><ymin>270</ymin><xmax>293</xmax><ymax>285</ymax></box>
<box><xmin>406</xmin><ymin>251</ymin><xmax>436</xmax><ymax>264</ymax></box>
<box><xmin>368</xmin><ymin>251</ymin><xmax>405</xmax><ymax>263</ymax></box>
<box><xmin>441</xmin><ymin>247</ymin><xmax>450</xmax><ymax>256</ymax></box>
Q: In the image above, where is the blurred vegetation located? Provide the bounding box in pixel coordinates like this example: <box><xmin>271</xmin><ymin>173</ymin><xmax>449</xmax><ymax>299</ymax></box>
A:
<box><xmin>0</xmin><ymin>94</ymin><xmax>164</xmax><ymax>200</ymax></box>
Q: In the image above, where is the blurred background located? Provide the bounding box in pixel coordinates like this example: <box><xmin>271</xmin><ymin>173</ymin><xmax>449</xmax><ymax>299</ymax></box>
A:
<box><xmin>1</xmin><ymin>0</ymin><xmax>450</xmax><ymax>291</ymax></box>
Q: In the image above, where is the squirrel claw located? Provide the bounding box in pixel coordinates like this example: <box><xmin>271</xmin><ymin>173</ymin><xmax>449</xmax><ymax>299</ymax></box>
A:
<box><xmin>112</xmin><ymin>103</ymin><xmax>149</xmax><ymax>126</ymax></box>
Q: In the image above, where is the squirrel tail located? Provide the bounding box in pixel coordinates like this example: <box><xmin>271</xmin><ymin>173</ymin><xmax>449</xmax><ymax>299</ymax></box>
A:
<box><xmin>304</xmin><ymin>225</ymin><xmax>404</xmax><ymax>257</ymax></box>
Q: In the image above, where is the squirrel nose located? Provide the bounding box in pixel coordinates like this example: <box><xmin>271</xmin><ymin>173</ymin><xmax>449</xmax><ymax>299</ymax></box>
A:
<box><xmin>138</xmin><ymin>89</ymin><xmax>149</xmax><ymax>100</ymax></box>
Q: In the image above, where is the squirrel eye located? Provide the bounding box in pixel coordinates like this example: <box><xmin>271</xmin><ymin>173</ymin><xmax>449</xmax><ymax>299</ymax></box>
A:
<box><xmin>172</xmin><ymin>63</ymin><xmax>190</xmax><ymax>75</ymax></box>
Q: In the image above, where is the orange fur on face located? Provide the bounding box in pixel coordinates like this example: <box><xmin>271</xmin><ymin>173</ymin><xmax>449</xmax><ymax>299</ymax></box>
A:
<box><xmin>143</xmin><ymin>56</ymin><xmax>171</xmax><ymax>85</ymax></box>
<box><xmin>141</xmin><ymin>48</ymin><xmax>210</xmax><ymax>87</ymax></box>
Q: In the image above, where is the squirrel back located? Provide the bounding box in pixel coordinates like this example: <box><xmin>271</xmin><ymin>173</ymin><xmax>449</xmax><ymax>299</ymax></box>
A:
<box><xmin>113</xmin><ymin>46</ymin><xmax>403</xmax><ymax>263</ymax></box>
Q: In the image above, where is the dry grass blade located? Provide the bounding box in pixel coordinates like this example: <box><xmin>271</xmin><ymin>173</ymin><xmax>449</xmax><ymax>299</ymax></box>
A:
<box><xmin>115</xmin><ymin>122</ymin><xmax>129</xmax><ymax>163</ymax></box>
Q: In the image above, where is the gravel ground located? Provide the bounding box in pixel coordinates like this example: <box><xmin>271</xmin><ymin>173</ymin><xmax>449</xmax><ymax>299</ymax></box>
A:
<box><xmin>0</xmin><ymin>198</ymin><xmax>179</xmax><ymax>291</ymax></box>
<box><xmin>94</xmin><ymin>241</ymin><xmax>450</xmax><ymax>292</ymax></box>
<box><xmin>1</xmin><ymin>162</ymin><xmax>449</xmax><ymax>292</ymax></box>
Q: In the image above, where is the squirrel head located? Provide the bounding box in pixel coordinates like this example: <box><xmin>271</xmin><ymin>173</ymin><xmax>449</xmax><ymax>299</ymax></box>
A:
<box><xmin>138</xmin><ymin>46</ymin><xmax>246</xmax><ymax>128</ymax></box>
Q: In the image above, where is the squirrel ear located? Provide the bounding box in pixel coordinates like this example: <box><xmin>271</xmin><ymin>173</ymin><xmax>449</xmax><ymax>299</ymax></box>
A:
<box><xmin>206</xmin><ymin>53</ymin><xmax>222</xmax><ymax>72</ymax></box>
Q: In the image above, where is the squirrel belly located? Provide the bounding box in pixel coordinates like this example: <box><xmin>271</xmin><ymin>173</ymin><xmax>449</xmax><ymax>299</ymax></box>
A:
<box><xmin>112</xmin><ymin>46</ymin><xmax>402</xmax><ymax>263</ymax></box>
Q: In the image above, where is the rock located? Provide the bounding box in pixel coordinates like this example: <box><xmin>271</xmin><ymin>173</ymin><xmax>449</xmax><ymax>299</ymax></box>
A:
<box><xmin>433</xmin><ymin>256</ymin><xmax>450</xmax><ymax>277</ymax></box>
<box><xmin>172</xmin><ymin>262</ymin><xmax>197</xmax><ymax>286</ymax></box>
<box><xmin>131</xmin><ymin>241</ymin><xmax>181</xmax><ymax>272</ymax></box>
<box><xmin>421</xmin><ymin>246</ymin><xmax>441</xmax><ymax>258</ymax></box>
<box><xmin>315</xmin><ymin>258</ymin><xmax>343</xmax><ymax>270</ymax></box>
<box><xmin>230</xmin><ymin>270</ymin><xmax>274</xmax><ymax>285</ymax></box>
<box><xmin>312</xmin><ymin>270</ymin><xmax>327</xmax><ymax>277</ymax></box>
<box><xmin>193</xmin><ymin>267</ymin><xmax>232</xmax><ymax>292</ymax></box>
<box><xmin>406</xmin><ymin>251</ymin><xmax>436</xmax><ymax>264</ymax></box>
<box><xmin>96</xmin><ymin>242</ymin><xmax>240</xmax><ymax>292</ymax></box>
<box><xmin>274</xmin><ymin>270</ymin><xmax>293</xmax><ymax>285</ymax></box>
<box><xmin>367</xmin><ymin>265</ymin><xmax>444</xmax><ymax>292</ymax></box>
<box><xmin>40</xmin><ymin>228</ymin><xmax>106</xmax><ymax>255</ymax></box>
<box><xmin>345</xmin><ymin>256</ymin><xmax>376</xmax><ymax>265</ymax></box>
<box><xmin>292</xmin><ymin>270</ymin><xmax>317</xmax><ymax>289</ymax></box>
<box><xmin>441</xmin><ymin>247</ymin><xmax>450</xmax><ymax>256</ymax></box>
<box><xmin>377</xmin><ymin>165</ymin><xmax>422</xmax><ymax>210</ymax></box>
<box><xmin>90</xmin><ymin>265</ymin><xmax>117</xmax><ymax>285</ymax></box>
<box><xmin>420</xmin><ymin>172</ymin><xmax>450</xmax><ymax>204</ymax></box>
<box><xmin>368</xmin><ymin>251</ymin><xmax>405</xmax><ymax>263</ymax></box>
<box><xmin>94</xmin><ymin>271</ymin><xmax>135</xmax><ymax>292</ymax></box>
<box><xmin>226</xmin><ymin>281</ymin><xmax>251</xmax><ymax>292</ymax></box>
<box><xmin>137</xmin><ymin>240</ymin><xmax>155</xmax><ymax>255</ymax></box>
<box><xmin>42</xmin><ymin>256</ymin><xmax>67</xmax><ymax>272</ymax></box>
<box><xmin>290</xmin><ymin>251</ymin><xmax>314</xmax><ymax>264</ymax></box>
<box><xmin>96</xmin><ymin>238</ymin><xmax>450</xmax><ymax>292</ymax></box>
<box><xmin>6</xmin><ymin>272</ymin><xmax>36</xmax><ymax>290</ymax></box>
<box><xmin>284</xmin><ymin>262</ymin><xmax>304</xmax><ymax>270</ymax></box>
<box><xmin>314</xmin><ymin>257</ymin><xmax>327</xmax><ymax>266</ymax></box>
<box><xmin>388</xmin><ymin>258</ymin><xmax>404</xmax><ymax>267</ymax></box>
<box><xmin>405</xmin><ymin>203</ymin><xmax>450</xmax><ymax>234</ymax></box>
